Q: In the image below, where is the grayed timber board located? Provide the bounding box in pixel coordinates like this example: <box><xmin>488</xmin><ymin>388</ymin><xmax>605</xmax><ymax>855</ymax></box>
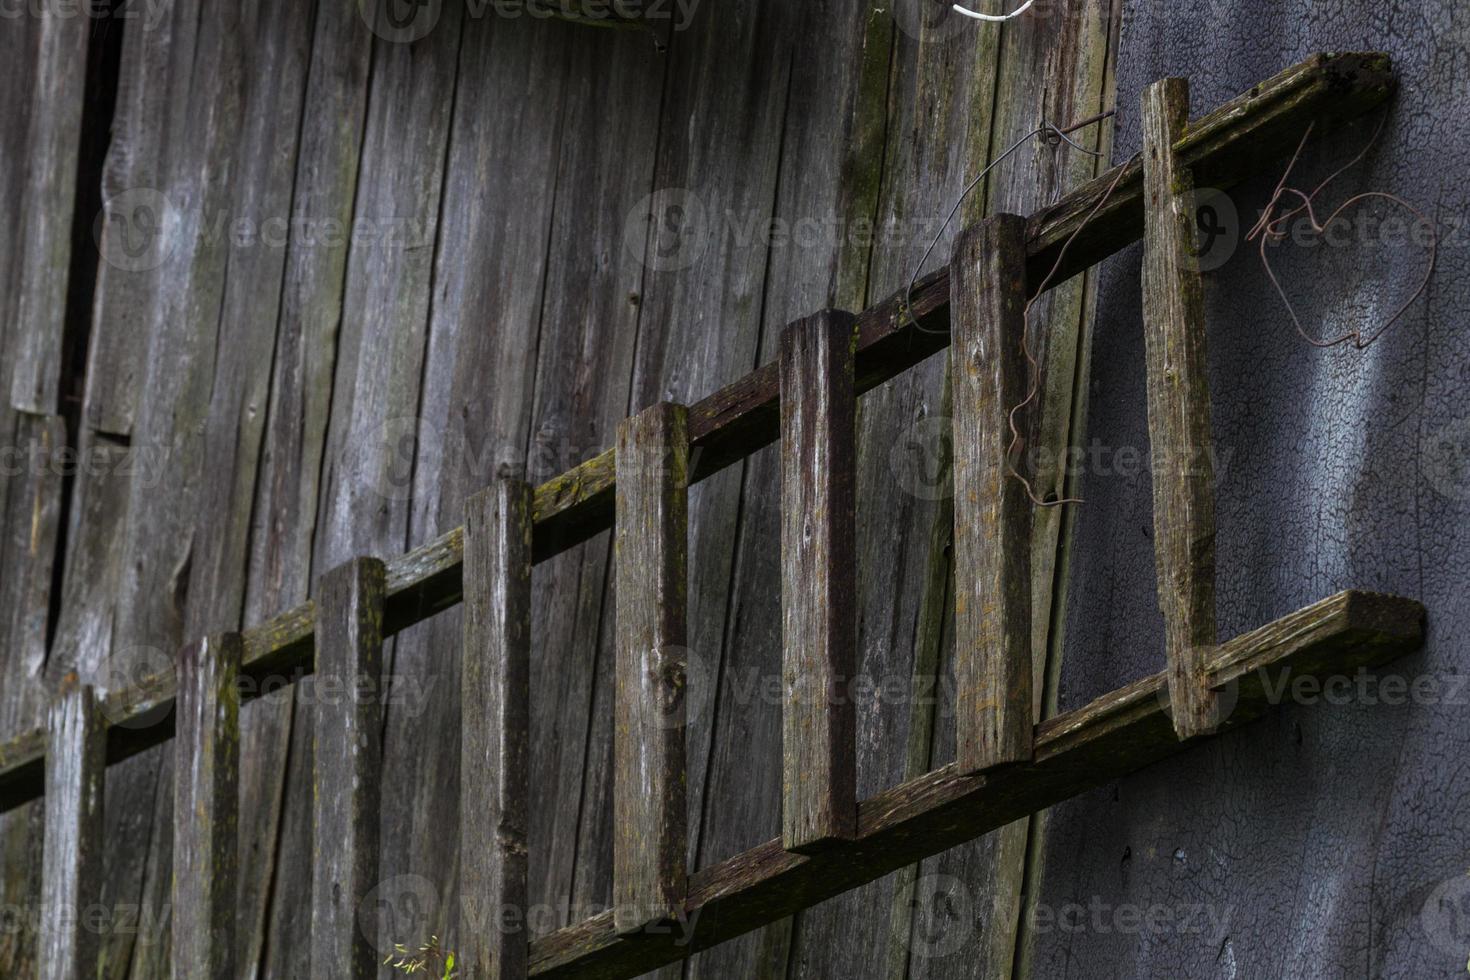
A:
<box><xmin>789</xmin><ymin>6</ymin><xmax>1001</xmax><ymax>977</ymax></box>
<box><xmin>263</xmin><ymin>5</ymin><xmax>467</xmax><ymax>975</ymax></box>
<box><xmin>234</xmin><ymin>0</ymin><xmax>372</xmax><ymax>972</ymax></box>
<box><xmin>686</xmin><ymin>4</ymin><xmax>891</xmax><ymax>977</ymax></box>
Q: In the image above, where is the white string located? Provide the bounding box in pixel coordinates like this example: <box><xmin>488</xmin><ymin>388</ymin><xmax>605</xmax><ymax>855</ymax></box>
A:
<box><xmin>951</xmin><ymin>0</ymin><xmax>1035</xmax><ymax>21</ymax></box>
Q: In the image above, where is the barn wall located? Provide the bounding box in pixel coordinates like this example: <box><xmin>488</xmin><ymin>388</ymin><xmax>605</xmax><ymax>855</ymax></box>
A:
<box><xmin>0</xmin><ymin>1</ymin><xmax>1463</xmax><ymax>978</ymax></box>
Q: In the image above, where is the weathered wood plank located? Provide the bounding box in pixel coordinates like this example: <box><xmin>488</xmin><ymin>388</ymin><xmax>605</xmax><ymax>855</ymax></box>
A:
<box><xmin>523</xmin><ymin>24</ymin><xmax>666</xmax><ymax>942</ymax></box>
<box><xmin>268</xmin><ymin>4</ymin><xmax>466</xmax><ymax>974</ymax></box>
<box><xmin>0</xmin><ymin>413</ymin><xmax>67</xmax><ymax>737</ymax></box>
<box><xmin>604</xmin><ymin>13</ymin><xmax>800</xmax><ymax>980</ymax></box>
<box><xmin>798</xmin><ymin>9</ymin><xmax>1006</xmax><ymax>973</ymax></box>
<box><xmin>688</xmin><ymin>5</ymin><xmax>891</xmax><ymax>975</ymax></box>
<box><xmin>376</xmin><ymin>12</ymin><xmax>571</xmax><ymax>960</ymax></box>
<box><xmin>39</xmin><ymin>685</ymin><xmax>105</xmax><ymax>980</ymax></box>
<box><xmin>1140</xmin><ymin>77</ymin><xmax>1221</xmax><ymax>739</ymax></box>
<box><xmin>867</xmin><ymin>12</ymin><xmax>1005</xmax><ymax>977</ymax></box>
<box><xmin>0</xmin><ymin>414</ymin><xmax>63</xmax><ymax>980</ymax></box>
<box><xmin>950</xmin><ymin>214</ymin><xmax>1035</xmax><ymax>773</ymax></box>
<box><xmin>120</xmin><ymin>8</ymin><xmax>320</xmax><ymax>978</ymax></box>
<box><xmin>917</xmin><ymin>5</ymin><xmax>1121</xmax><ymax>974</ymax></box>
<box><xmin>0</xmin><ymin>53</ymin><xmax>1400</xmax><ymax>814</ymax></box>
<box><xmin>461</xmin><ymin>480</ymin><xmax>533</xmax><ymax>979</ymax></box>
<box><xmin>529</xmin><ymin>591</ymin><xmax>1423</xmax><ymax>979</ymax></box>
<box><xmin>235</xmin><ymin>1</ymin><xmax>372</xmax><ymax>972</ymax></box>
<box><xmin>8</xmin><ymin>8</ymin><xmax>86</xmax><ymax>414</ymax></box>
<box><xmin>779</xmin><ymin>310</ymin><xmax>858</xmax><ymax>853</ymax></box>
<box><xmin>613</xmin><ymin>403</ymin><xmax>689</xmax><ymax>932</ymax></box>
<box><xmin>311</xmin><ymin>558</ymin><xmax>386</xmax><ymax>979</ymax></box>
<box><xmin>3</xmin><ymin>8</ymin><xmax>114</xmax><ymax>973</ymax></box>
<box><xmin>172</xmin><ymin>633</ymin><xmax>242</xmax><ymax>980</ymax></box>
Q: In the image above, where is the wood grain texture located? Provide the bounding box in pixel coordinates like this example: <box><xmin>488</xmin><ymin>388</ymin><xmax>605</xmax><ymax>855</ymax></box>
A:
<box><xmin>862</xmin><ymin>13</ymin><xmax>1003</xmax><ymax>978</ymax></box>
<box><xmin>172</xmin><ymin>633</ymin><xmax>241</xmax><ymax>980</ymax></box>
<box><xmin>790</xmin><ymin>11</ymin><xmax>1004</xmax><ymax>975</ymax></box>
<box><xmin>311</xmin><ymin>558</ymin><xmax>386</xmax><ymax>979</ymax></box>
<box><xmin>61</xmin><ymin>3</ymin><xmax>253</xmax><ymax>973</ymax></box>
<box><xmin>2</xmin><ymin>10</ymin><xmax>103</xmax><ymax>971</ymax></box>
<box><xmin>779</xmin><ymin>310</ymin><xmax>858</xmax><ymax>853</ymax></box>
<box><xmin>270</xmin><ymin>6</ymin><xmax>465</xmax><ymax>975</ymax></box>
<box><xmin>79</xmin><ymin>0</ymin><xmax>176</xmax><ymax>438</ymax></box>
<box><xmin>916</xmin><ymin>5</ymin><xmax>1121</xmax><ymax>974</ymax></box>
<box><xmin>950</xmin><ymin>214</ymin><xmax>1035</xmax><ymax>773</ymax></box>
<box><xmin>607</xmin><ymin>16</ymin><xmax>796</xmax><ymax>977</ymax></box>
<box><xmin>8</xmin><ymin>7</ymin><xmax>86</xmax><ymax>414</ymax></box>
<box><xmin>686</xmin><ymin>6</ymin><xmax>888</xmax><ymax>974</ymax></box>
<box><xmin>613</xmin><ymin>403</ymin><xmax>689</xmax><ymax>933</ymax></box>
<box><xmin>39</xmin><ymin>684</ymin><xmax>105</xmax><ymax>980</ymax></box>
<box><xmin>128</xmin><ymin>7</ymin><xmax>318</xmax><ymax>978</ymax></box>
<box><xmin>235</xmin><ymin>2</ymin><xmax>372</xmax><ymax>973</ymax></box>
<box><xmin>1140</xmin><ymin>77</ymin><xmax>1221</xmax><ymax>739</ymax></box>
<box><xmin>529</xmin><ymin>591</ymin><xmax>1423</xmax><ymax>979</ymax></box>
<box><xmin>0</xmin><ymin>413</ymin><xmax>67</xmax><ymax>737</ymax></box>
<box><xmin>0</xmin><ymin>417</ymin><xmax>57</xmax><ymax>975</ymax></box>
<box><xmin>376</xmin><ymin>11</ymin><xmax>570</xmax><ymax>960</ymax></box>
<box><xmin>521</xmin><ymin>24</ymin><xmax>666</xmax><ymax>944</ymax></box>
<box><xmin>461</xmin><ymin>480</ymin><xmax>533</xmax><ymax>979</ymax></box>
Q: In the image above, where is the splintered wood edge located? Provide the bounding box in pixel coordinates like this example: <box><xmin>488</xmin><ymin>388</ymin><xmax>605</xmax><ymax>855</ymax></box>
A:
<box><xmin>0</xmin><ymin>52</ymin><xmax>1398</xmax><ymax>806</ymax></box>
<box><xmin>526</xmin><ymin>590</ymin><xmax>1424</xmax><ymax>979</ymax></box>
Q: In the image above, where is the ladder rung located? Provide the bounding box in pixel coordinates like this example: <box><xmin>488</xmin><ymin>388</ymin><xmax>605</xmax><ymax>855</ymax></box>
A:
<box><xmin>311</xmin><ymin>557</ymin><xmax>387</xmax><ymax>978</ymax></box>
<box><xmin>779</xmin><ymin>309</ymin><xmax>858</xmax><ymax>853</ymax></box>
<box><xmin>173</xmin><ymin>633</ymin><xmax>243</xmax><ymax>979</ymax></box>
<box><xmin>950</xmin><ymin>213</ymin><xmax>1036</xmax><ymax>773</ymax></box>
<box><xmin>1141</xmin><ymin>77</ymin><xmax>1222</xmax><ymax>739</ymax></box>
<box><xmin>613</xmin><ymin>403</ymin><xmax>690</xmax><ymax>933</ymax></box>
<box><xmin>39</xmin><ymin>683</ymin><xmax>105</xmax><ymax>980</ymax></box>
<box><xmin>461</xmin><ymin>478</ymin><xmax>533</xmax><ymax>977</ymax></box>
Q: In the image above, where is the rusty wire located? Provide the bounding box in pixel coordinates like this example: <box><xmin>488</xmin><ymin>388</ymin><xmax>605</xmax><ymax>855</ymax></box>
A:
<box><xmin>1245</xmin><ymin>115</ymin><xmax>1438</xmax><ymax>350</ymax></box>
<box><xmin>1005</xmin><ymin>162</ymin><xmax>1130</xmax><ymax>508</ymax></box>
<box><xmin>902</xmin><ymin>108</ymin><xmax>1115</xmax><ymax>336</ymax></box>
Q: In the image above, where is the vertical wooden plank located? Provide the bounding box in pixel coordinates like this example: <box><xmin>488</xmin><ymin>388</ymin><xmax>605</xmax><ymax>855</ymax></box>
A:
<box><xmin>525</xmin><ymin>26</ymin><xmax>665</xmax><ymax>946</ymax></box>
<box><xmin>614</xmin><ymin>403</ymin><xmax>689</xmax><ymax>933</ymax></box>
<box><xmin>796</xmin><ymin>6</ymin><xmax>1000</xmax><ymax>975</ymax></box>
<box><xmin>172</xmin><ymin>632</ymin><xmax>242</xmax><ymax>979</ymax></box>
<box><xmin>377</xmin><ymin>14</ymin><xmax>571</xmax><ymax>960</ymax></box>
<box><xmin>312</xmin><ymin>558</ymin><xmax>386</xmax><ymax>979</ymax></box>
<box><xmin>1140</xmin><ymin>78</ymin><xmax>1220</xmax><ymax>739</ymax></box>
<box><xmin>689</xmin><ymin>6</ymin><xmax>889</xmax><ymax>974</ymax></box>
<box><xmin>461</xmin><ymin>479</ymin><xmax>533</xmax><ymax>979</ymax></box>
<box><xmin>241</xmin><ymin>2</ymin><xmax>372</xmax><ymax>974</ymax></box>
<box><xmin>278</xmin><ymin>6</ymin><xmax>464</xmax><ymax>970</ymax></box>
<box><xmin>0</xmin><ymin>413</ymin><xmax>67</xmax><ymax>737</ymax></box>
<box><xmin>8</xmin><ymin>7</ymin><xmax>86</xmax><ymax>414</ymax></box>
<box><xmin>968</xmin><ymin>8</ymin><xmax>1123</xmax><ymax>977</ymax></box>
<box><xmin>779</xmin><ymin>309</ymin><xmax>858</xmax><ymax>853</ymax></box>
<box><xmin>949</xmin><ymin>213</ymin><xmax>1035</xmax><ymax>773</ymax></box>
<box><xmin>38</xmin><ymin>684</ymin><xmax>104</xmax><ymax>980</ymax></box>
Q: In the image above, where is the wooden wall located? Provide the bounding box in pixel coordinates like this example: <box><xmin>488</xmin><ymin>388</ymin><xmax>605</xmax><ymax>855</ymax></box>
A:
<box><xmin>0</xmin><ymin>0</ymin><xmax>1463</xmax><ymax>977</ymax></box>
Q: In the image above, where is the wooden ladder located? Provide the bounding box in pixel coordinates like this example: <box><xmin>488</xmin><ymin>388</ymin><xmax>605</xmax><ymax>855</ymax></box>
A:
<box><xmin>10</xmin><ymin>54</ymin><xmax>1426</xmax><ymax>980</ymax></box>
